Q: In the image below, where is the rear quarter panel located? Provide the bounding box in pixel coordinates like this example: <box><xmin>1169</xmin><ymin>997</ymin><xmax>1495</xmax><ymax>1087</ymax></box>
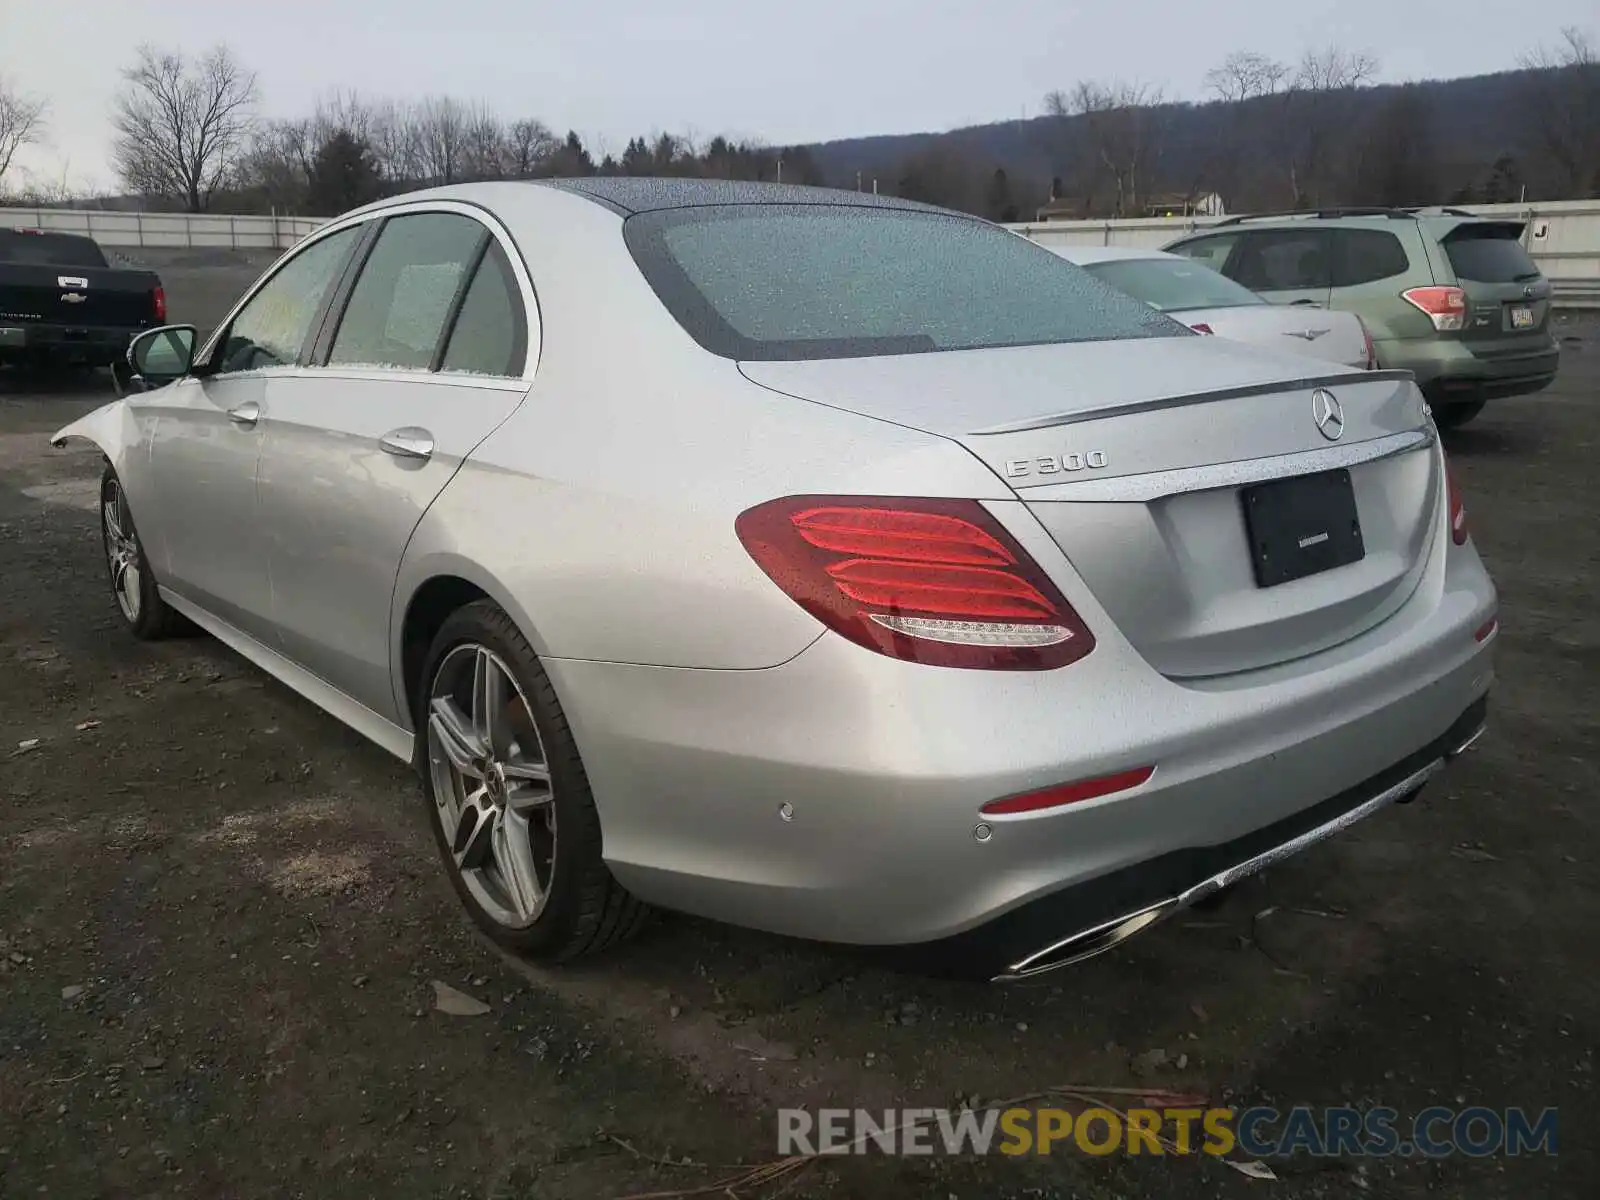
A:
<box><xmin>1332</xmin><ymin>226</ymin><xmax>1438</xmax><ymax>356</ymax></box>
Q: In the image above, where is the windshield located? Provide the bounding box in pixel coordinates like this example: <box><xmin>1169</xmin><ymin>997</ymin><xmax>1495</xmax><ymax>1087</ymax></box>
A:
<box><xmin>1083</xmin><ymin>256</ymin><xmax>1265</xmax><ymax>313</ymax></box>
<box><xmin>624</xmin><ymin>205</ymin><xmax>1187</xmax><ymax>361</ymax></box>
<box><xmin>0</xmin><ymin>230</ymin><xmax>109</xmax><ymax>268</ymax></box>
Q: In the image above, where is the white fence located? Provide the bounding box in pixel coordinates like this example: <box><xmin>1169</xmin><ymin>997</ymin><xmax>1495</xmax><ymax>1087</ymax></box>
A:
<box><xmin>1007</xmin><ymin>199</ymin><xmax>1600</xmax><ymax>308</ymax></box>
<box><xmin>0</xmin><ymin>206</ymin><xmax>322</xmax><ymax>251</ymax></box>
<box><xmin>6</xmin><ymin>199</ymin><xmax>1599</xmax><ymax>305</ymax></box>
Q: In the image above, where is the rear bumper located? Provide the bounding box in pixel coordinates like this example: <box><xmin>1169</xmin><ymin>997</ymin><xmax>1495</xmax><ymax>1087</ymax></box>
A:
<box><xmin>0</xmin><ymin>322</ymin><xmax>142</xmax><ymax>363</ymax></box>
<box><xmin>1381</xmin><ymin>335</ymin><xmax>1559</xmax><ymax>402</ymax></box>
<box><xmin>546</xmin><ymin>519</ymin><xmax>1498</xmax><ymax>951</ymax></box>
<box><xmin>960</xmin><ymin>696</ymin><xmax>1486</xmax><ymax>979</ymax></box>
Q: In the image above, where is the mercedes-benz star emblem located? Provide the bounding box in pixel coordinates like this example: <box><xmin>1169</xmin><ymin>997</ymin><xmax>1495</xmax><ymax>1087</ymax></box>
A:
<box><xmin>1311</xmin><ymin>388</ymin><xmax>1345</xmax><ymax>441</ymax></box>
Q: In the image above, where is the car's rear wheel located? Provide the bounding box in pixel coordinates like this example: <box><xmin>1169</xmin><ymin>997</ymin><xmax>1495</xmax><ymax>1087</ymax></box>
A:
<box><xmin>418</xmin><ymin>600</ymin><xmax>647</xmax><ymax>960</ymax></box>
<box><xmin>100</xmin><ymin>466</ymin><xmax>184</xmax><ymax>640</ymax></box>
<box><xmin>1429</xmin><ymin>398</ymin><xmax>1487</xmax><ymax>429</ymax></box>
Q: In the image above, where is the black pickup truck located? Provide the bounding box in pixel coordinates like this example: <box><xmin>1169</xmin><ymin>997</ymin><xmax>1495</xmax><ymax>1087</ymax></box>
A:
<box><xmin>0</xmin><ymin>228</ymin><xmax>165</xmax><ymax>369</ymax></box>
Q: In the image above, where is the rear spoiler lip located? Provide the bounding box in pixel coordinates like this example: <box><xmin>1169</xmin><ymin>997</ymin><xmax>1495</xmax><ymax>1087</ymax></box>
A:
<box><xmin>967</xmin><ymin>369</ymin><xmax>1416</xmax><ymax>436</ymax></box>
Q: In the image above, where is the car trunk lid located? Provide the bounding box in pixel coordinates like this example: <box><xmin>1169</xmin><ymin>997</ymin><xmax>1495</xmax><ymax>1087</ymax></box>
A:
<box><xmin>0</xmin><ymin>264</ymin><xmax>161</xmax><ymax>329</ymax></box>
<box><xmin>740</xmin><ymin>336</ymin><xmax>1439</xmax><ymax>678</ymax></box>
<box><xmin>1178</xmin><ymin>304</ymin><xmax>1370</xmax><ymax>370</ymax></box>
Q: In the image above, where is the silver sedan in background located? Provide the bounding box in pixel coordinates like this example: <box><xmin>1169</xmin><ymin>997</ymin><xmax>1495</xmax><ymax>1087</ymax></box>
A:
<box><xmin>1049</xmin><ymin>243</ymin><xmax>1377</xmax><ymax>371</ymax></box>
<box><xmin>54</xmin><ymin>180</ymin><xmax>1497</xmax><ymax>980</ymax></box>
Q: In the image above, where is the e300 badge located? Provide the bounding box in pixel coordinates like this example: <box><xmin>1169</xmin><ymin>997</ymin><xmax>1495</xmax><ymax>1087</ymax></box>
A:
<box><xmin>1004</xmin><ymin>451</ymin><xmax>1109</xmax><ymax>480</ymax></box>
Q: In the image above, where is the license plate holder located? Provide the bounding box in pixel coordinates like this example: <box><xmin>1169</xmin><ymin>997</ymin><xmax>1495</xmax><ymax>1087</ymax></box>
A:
<box><xmin>1510</xmin><ymin>304</ymin><xmax>1534</xmax><ymax>329</ymax></box>
<box><xmin>1241</xmin><ymin>469</ymin><xmax>1365</xmax><ymax>588</ymax></box>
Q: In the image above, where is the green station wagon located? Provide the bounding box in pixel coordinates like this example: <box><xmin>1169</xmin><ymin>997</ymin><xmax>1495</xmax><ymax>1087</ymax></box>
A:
<box><xmin>1165</xmin><ymin>208</ymin><xmax>1559</xmax><ymax>428</ymax></box>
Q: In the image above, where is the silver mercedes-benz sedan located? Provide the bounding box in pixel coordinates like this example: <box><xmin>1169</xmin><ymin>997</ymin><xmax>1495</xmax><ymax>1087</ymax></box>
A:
<box><xmin>53</xmin><ymin>179</ymin><xmax>1498</xmax><ymax>980</ymax></box>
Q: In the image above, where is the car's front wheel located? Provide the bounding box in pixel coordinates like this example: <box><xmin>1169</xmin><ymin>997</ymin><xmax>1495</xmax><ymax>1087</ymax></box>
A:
<box><xmin>418</xmin><ymin>600</ymin><xmax>647</xmax><ymax>960</ymax></box>
<box><xmin>100</xmin><ymin>466</ymin><xmax>184</xmax><ymax>639</ymax></box>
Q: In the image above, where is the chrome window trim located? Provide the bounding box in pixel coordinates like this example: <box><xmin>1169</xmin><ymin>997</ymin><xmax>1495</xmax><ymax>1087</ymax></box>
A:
<box><xmin>197</xmin><ymin>199</ymin><xmax>541</xmax><ymax>385</ymax></box>
<box><xmin>1020</xmin><ymin>428</ymin><xmax>1434</xmax><ymax>503</ymax></box>
<box><xmin>259</xmin><ymin>365</ymin><xmax>531</xmax><ymax>393</ymax></box>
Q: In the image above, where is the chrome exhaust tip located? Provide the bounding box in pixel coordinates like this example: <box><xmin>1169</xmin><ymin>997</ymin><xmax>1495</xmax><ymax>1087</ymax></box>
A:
<box><xmin>1447</xmin><ymin>722</ymin><xmax>1487</xmax><ymax>758</ymax></box>
<box><xmin>992</xmin><ymin>899</ymin><xmax>1177</xmax><ymax>981</ymax></box>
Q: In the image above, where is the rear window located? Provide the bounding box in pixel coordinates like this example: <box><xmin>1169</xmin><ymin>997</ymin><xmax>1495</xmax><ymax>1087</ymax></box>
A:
<box><xmin>1082</xmin><ymin>257</ymin><xmax>1264</xmax><ymax>313</ymax></box>
<box><xmin>0</xmin><ymin>230</ymin><xmax>109</xmax><ymax>268</ymax></box>
<box><xmin>623</xmin><ymin>205</ymin><xmax>1185</xmax><ymax>361</ymax></box>
<box><xmin>1443</xmin><ymin>227</ymin><xmax>1541</xmax><ymax>284</ymax></box>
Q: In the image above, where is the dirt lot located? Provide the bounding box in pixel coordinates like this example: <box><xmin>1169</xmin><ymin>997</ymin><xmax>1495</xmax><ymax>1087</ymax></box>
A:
<box><xmin>1</xmin><ymin>318</ymin><xmax>1595</xmax><ymax>1199</ymax></box>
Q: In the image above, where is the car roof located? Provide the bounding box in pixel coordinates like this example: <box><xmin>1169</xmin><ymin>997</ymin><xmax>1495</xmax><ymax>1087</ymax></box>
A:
<box><xmin>1179</xmin><ymin>208</ymin><xmax>1523</xmax><ymax>238</ymax></box>
<box><xmin>1047</xmin><ymin>244</ymin><xmax>1179</xmax><ymax>265</ymax></box>
<box><xmin>333</xmin><ymin>177</ymin><xmax>964</xmax><ymax>231</ymax></box>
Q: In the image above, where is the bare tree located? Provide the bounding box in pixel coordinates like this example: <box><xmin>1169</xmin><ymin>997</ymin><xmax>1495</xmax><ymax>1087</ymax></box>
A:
<box><xmin>0</xmin><ymin>74</ymin><xmax>49</xmax><ymax>190</ymax></box>
<box><xmin>1294</xmin><ymin>45</ymin><xmax>1379</xmax><ymax>93</ymax></box>
<box><xmin>238</xmin><ymin>118</ymin><xmax>316</xmax><ymax>209</ymax></box>
<box><xmin>1039</xmin><ymin>90</ymin><xmax>1097</xmax><ymax>215</ymax></box>
<box><xmin>506</xmin><ymin>119</ymin><xmax>558</xmax><ymax>177</ymax></box>
<box><xmin>407</xmin><ymin>96</ymin><xmax>481</xmax><ymax>184</ymax></box>
<box><xmin>1204</xmin><ymin>51</ymin><xmax>1289</xmax><ymax>104</ymax></box>
<box><xmin>462</xmin><ymin>107</ymin><xmax>509</xmax><ymax>180</ymax></box>
<box><xmin>1519</xmin><ymin>27</ymin><xmax>1600</xmax><ymax>197</ymax></box>
<box><xmin>363</xmin><ymin>100</ymin><xmax>416</xmax><ymax>184</ymax></box>
<box><xmin>1200</xmin><ymin>52</ymin><xmax>1290</xmax><ymax>210</ymax></box>
<box><xmin>111</xmin><ymin>45</ymin><xmax>258</xmax><ymax>211</ymax></box>
<box><xmin>1278</xmin><ymin>45</ymin><xmax>1380</xmax><ymax>207</ymax></box>
<box><xmin>1055</xmin><ymin>80</ymin><xmax>1166</xmax><ymax>216</ymax></box>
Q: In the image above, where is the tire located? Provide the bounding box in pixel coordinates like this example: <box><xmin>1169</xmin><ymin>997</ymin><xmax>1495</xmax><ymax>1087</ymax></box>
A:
<box><xmin>417</xmin><ymin>599</ymin><xmax>647</xmax><ymax>961</ymax></box>
<box><xmin>100</xmin><ymin>465</ymin><xmax>185</xmax><ymax>640</ymax></box>
<box><xmin>1429</xmin><ymin>397</ymin><xmax>1487</xmax><ymax>429</ymax></box>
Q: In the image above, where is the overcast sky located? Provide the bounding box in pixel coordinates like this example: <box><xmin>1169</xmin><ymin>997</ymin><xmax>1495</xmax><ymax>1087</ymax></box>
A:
<box><xmin>3</xmin><ymin>0</ymin><xmax>1593</xmax><ymax>194</ymax></box>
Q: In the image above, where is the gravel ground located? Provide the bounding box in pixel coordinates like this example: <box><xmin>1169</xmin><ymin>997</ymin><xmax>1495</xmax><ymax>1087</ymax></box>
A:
<box><xmin>0</xmin><ymin>314</ymin><xmax>1595</xmax><ymax>1199</ymax></box>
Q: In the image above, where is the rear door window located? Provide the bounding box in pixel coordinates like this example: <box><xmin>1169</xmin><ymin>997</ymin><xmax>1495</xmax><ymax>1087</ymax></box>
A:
<box><xmin>439</xmin><ymin>241</ymin><xmax>527</xmax><ymax>377</ymax></box>
<box><xmin>328</xmin><ymin>213</ymin><xmax>488</xmax><ymax>371</ymax></box>
<box><xmin>1333</xmin><ymin>229</ymin><xmax>1411</xmax><ymax>287</ymax></box>
<box><xmin>1443</xmin><ymin>227</ymin><xmax>1541</xmax><ymax>283</ymax></box>
<box><xmin>1231</xmin><ymin>230</ymin><xmax>1333</xmax><ymax>292</ymax></box>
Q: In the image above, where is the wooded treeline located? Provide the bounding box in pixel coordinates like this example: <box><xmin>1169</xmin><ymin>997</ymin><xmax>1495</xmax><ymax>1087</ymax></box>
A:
<box><xmin>2</xmin><ymin>30</ymin><xmax>1596</xmax><ymax>220</ymax></box>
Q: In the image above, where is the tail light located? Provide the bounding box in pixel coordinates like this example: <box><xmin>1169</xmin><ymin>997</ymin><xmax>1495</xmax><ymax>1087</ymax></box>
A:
<box><xmin>1401</xmin><ymin>286</ymin><xmax>1466</xmax><ymax>332</ymax></box>
<box><xmin>735</xmin><ymin>496</ymin><xmax>1095</xmax><ymax>670</ymax></box>
<box><xmin>151</xmin><ymin>286</ymin><xmax>167</xmax><ymax>323</ymax></box>
<box><xmin>1188</xmin><ymin>322</ymin><xmax>1215</xmax><ymax>335</ymax></box>
<box><xmin>1357</xmin><ymin>316</ymin><xmax>1377</xmax><ymax>369</ymax></box>
<box><xmin>1445</xmin><ymin>457</ymin><xmax>1468</xmax><ymax>545</ymax></box>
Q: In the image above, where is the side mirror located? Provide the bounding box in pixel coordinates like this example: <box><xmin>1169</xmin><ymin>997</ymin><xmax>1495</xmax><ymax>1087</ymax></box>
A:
<box><xmin>126</xmin><ymin>325</ymin><xmax>198</xmax><ymax>392</ymax></box>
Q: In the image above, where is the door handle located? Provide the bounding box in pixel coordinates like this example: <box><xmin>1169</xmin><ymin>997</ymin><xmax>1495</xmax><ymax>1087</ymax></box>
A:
<box><xmin>227</xmin><ymin>401</ymin><xmax>260</xmax><ymax>427</ymax></box>
<box><xmin>379</xmin><ymin>427</ymin><xmax>434</xmax><ymax>461</ymax></box>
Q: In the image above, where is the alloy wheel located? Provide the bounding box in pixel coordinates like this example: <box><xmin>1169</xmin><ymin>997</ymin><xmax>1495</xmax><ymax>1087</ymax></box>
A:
<box><xmin>102</xmin><ymin>480</ymin><xmax>142</xmax><ymax>623</ymax></box>
<box><xmin>426</xmin><ymin>643</ymin><xmax>557</xmax><ymax>929</ymax></box>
